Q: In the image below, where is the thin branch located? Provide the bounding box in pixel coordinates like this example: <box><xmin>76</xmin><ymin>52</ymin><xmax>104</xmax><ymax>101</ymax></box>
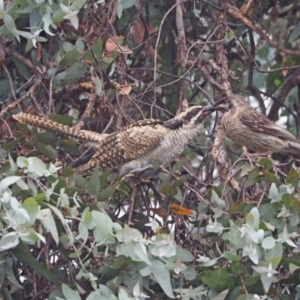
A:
<box><xmin>224</xmin><ymin>3</ymin><xmax>300</xmax><ymax>56</ymax></box>
<box><xmin>0</xmin><ymin>78</ymin><xmax>42</xmax><ymax>119</ymax></box>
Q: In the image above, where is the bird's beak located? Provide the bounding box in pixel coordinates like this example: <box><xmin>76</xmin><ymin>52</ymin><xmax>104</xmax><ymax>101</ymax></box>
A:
<box><xmin>201</xmin><ymin>106</ymin><xmax>217</xmax><ymax>115</ymax></box>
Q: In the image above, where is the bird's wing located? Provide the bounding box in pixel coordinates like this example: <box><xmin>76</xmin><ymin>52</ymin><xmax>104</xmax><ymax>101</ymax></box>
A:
<box><xmin>76</xmin><ymin>121</ymin><xmax>166</xmax><ymax>173</ymax></box>
<box><xmin>239</xmin><ymin>112</ymin><xmax>298</xmax><ymax>142</ymax></box>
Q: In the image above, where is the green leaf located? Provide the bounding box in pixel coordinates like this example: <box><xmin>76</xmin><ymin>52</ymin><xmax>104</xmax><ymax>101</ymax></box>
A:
<box><xmin>63</xmin><ymin>62</ymin><xmax>87</xmax><ymax>85</ymax></box>
<box><xmin>38</xmin><ymin>208</ymin><xmax>59</xmax><ymax>245</ymax></box>
<box><xmin>0</xmin><ymin>232</ymin><xmax>19</xmax><ymax>251</ymax></box>
<box><xmin>262</xmin><ymin>170</ymin><xmax>279</xmax><ymax>184</ymax></box>
<box><xmin>92</xmin><ymin>211</ymin><xmax>113</xmax><ymax>242</ymax></box>
<box><xmin>265</xmin><ymin>243</ymin><xmax>283</xmax><ymax>268</ymax></box>
<box><xmin>211</xmin><ymin>289</ymin><xmax>229</xmax><ymax>300</ymax></box>
<box><xmin>268</xmin><ymin>183</ymin><xmax>280</xmax><ymax>202</ymax></box>
<box><xmin>211</xmin><ymin>190</ymin><xmax>226</xmax><ymax>209</ymax></box>
<box><xmin>29</xmin><ymin>7</ymin><xmax>41</xmax><ymax>30</ymax></box>
<box><xmin>35</xmin><ymin>193</ymin><xmax>46</xmax><ymax>202</ymax></box>
<box><xmin>23</xmin><ymin>197</ymin><xmax>38</xmax><ymax>224</ymax></box>
<box><xmin>0</xmin><ymin>176</ymin><xmax>22</xmax><ymax>191</ymax></box>
<box><xmin>11</xmin><ymin>57</ymin><xmax>31</xmax><ymax>80</ymax></box>
<box><xmin>98</xmin><ymin>186</ymin><xmax>115</xmax><ymax>201</ymax></box>
<box><xmin>229</xmin><ymin>201</ymin><xmax>247</xmax><ymax>214</ymax></box>
<box><xmin>62</xmin><ymin>284</ymin><xmax>81</xmax><ymax>300</ymax></box>
<box><xmin>282</xmin><ymin>193</ymin><xmax>300</xmax><ymax>213</ymax></box>
<box><xmin>262</xmin><ymin>236</ymin><xmax>276</xmax><ymax>249</ymax></box>
<box><xmin>16</xmin><ymin>122</ymin><xmax>31</xmax><ymax>133</ymax></box>
<box><xmin>175</xmin><ymin>245</ymin><xmax>194</xmax><ymax>262</ymax></box>
<box><xmin>50</xmin><ymin>114</ymin><xmax>73</xmax><ymax>125</ymax></box>
<box><xmin>12</xmin><ymin>242</ymin><xmax>60</xmax><ymax>286</ymax></box>
<box><xmin>36</xmin><ymin>143</ymin><xmax>58</xmax><ymax>159</ymax></box>
<box><xmin>258</xmin><ymin>158</ymin><xmax>272</xmax><ymax>170</ymax></box>
<box><xmin>117</xmin><ymin>2</ymin><xmax>123</xmax><ymax>18</ymax></box>
<box><xmin>286</xmin><ymin>168</ymin><xmax>299</xmax><ymax>187</ymax></box>
<box><xmin>244</xmin><ymin>168</ymin><xmax>259</xmax><ymax>188</ymax></box>
<box><xmin>171</xmin><ymin>158</ymin><xmax>185</xmax><ymax>172</ymax></box>
<box><xmin>120</xmin><ymin>0</ymin><xmax>136</xmax><ymax>9</ymax></box>
<box><xmin>0</xmin><ymin>149</ymin><xmax>7</xmax><ymax>160</ymax></box>
<box><xmin>0</xmin><ymin>255</ymin><xmax>23</xmax><ymax>292</ymax></box>
<box><xmin>173</xmin><ymin>179</ymin><xmax>185</xmax><ymax>187</ymax></box>
<box><xmin>59</xmin><ymin>50</ymin><xmax>81</xmax><ymax>66</ymax></box>
<box><xmin>2</xmin><ymin>140</ymin><xmax>17</xmax><ymax>151</ymax></box>
<box><xmin>243</xmin><ymin>275</ymin><xmax>260</xmax><ymax>287</ymax></box>
<box><xmin>69</xmin><ymin>249</ymin><xmax>82</xmax><ymax>258</ymax></box>
<box><xmin>4</xmin><ymin>14</ymin><xmax>20</xmax><ymax>41</ymax></box>
<box><xmin>87</xmin><ymin>166</ymin><xmax>101</xmax><ymax>196</ymax></box>
<box><xmin>83</xmin><ymin>41</ymin><xmax>103</xmax><ymax>64</ymax></box>
<box><xmin>289</xmin><ymin>21</ymin><xmax>300</xmax><ymax>42</ymax></box>
<box><xmin>133</xmin><ymin>243</ymin><xmax>151</xmax><ymax>265</ymax></box>
<box><xmin>58</xmin><ymin>139</ymin><xmax>81</xmax><ymax>156</ymax></box>
<box><xmin>240</xmin><ymin>162</ymin><xmax>252</xmax><ymax>177</ymax></box>
<box><xmin>201</xmin><ymin>269</ymin><xmax>233</xmax><ymax>290</ymax></box>
<box><xmin>223</xmin><ymin>252</ymin><xmax>241</xmax><ymax>262</ymax></box>
<box><xmin>60</xmin><ymin>167</ymin><xmax>75</xmax><ymax>176</ymax></box>
<box><xmin>160</xmin><ymin>184</ymin><xmax>177</xmax><ymax>197</ymax></box>
<box><xmin>149</xmin><ymin>259</ymin><xmax>175</xmax><ymax>299</ymax></box>
<box><xmin>36</xmin><ymin>132</ymin><xmax>58</xmax><ymax>144</ymax></box>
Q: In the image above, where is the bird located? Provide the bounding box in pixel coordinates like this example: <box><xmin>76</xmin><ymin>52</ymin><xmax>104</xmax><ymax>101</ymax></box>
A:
<box><xmin>75</xmin><ymin>105</ymin><xmax>216</xmax><ymax>175</ymax></box>
<box><xmin>14</xmin><ymin>106</ymin><xmax>216</xmax><ymax>175</ymax></box>
<box><xmin>221</xmin><ymin>94</ymin><xmax>300</xmax><ymax>156</ymax></box>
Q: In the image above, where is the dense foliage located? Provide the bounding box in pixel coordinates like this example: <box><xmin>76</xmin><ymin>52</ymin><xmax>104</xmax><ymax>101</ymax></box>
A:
<box><xmin>1</xmin><ymin>0</ymin><xmax>300</xmax><ymax>299</ymax></box>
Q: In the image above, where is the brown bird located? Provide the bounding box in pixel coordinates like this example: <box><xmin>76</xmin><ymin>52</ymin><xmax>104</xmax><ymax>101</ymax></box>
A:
<box><xmin>221</xmin><ymin>94</ymin><xmax>300</xmax><ymax>156</ymax></box>
<box><xmin>13</xmin><ymin>106</ymin><xmax>216</xmax><ymax>175</ymax></box>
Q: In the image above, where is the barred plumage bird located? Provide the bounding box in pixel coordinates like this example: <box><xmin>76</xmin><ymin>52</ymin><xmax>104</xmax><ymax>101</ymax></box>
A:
<box><xmin>13</xmin><ymin>106</ymin><xmax>215</xmax><ymax>175</ymax></box>
<box><xmin>221</xmin><ymin>94</ymin><xmax>300</xmax><ymax>155</ymax></box>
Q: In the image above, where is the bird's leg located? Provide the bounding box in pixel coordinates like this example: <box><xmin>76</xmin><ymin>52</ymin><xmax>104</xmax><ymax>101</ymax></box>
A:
<box><xmin>241</xmin><ymin>146</ymin><xmax>254</xmax><ymax>168</ymax></box>
<box><xmin>242</xmin><ymin>147</ymin><xmax>272</xmax><ymax>158</ymax></box>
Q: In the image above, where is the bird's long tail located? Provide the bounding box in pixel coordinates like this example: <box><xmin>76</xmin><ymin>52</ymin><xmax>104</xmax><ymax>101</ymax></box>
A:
<box><xmin>13</xmin><ymin>112</ymin><xmax>108</xmax><ymax>143</ymax></box>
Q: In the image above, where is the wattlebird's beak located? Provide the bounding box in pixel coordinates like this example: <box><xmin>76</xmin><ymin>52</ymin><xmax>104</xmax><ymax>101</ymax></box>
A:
<box><xmin>201</xmin><ymin>106</ymin><xmax>217</xmax><ymax>115</ymax></box>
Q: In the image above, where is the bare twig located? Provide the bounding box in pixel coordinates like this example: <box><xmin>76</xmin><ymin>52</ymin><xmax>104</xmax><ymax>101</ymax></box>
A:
<box><xmin>224</xmin><ymin>3</ymin><xmax>300</xmax><ymax>56</ymax></box>
<box><xmin>211</xmin><ymin>124</ymin><xmax>240</xmax><ymax>192</ymax></box>
<box><xmin>74</xmin><ymin>91</ymin><xmax>98</xmax><ymax>130</ymax></box>
<box><xmin>2</xmin><ymin>63</ymin><xmax>17</xmax><ymax>100</ymax></box>
<box><xmin>0</xmin><ymin>78</ymin><xmax>42</xmax><ymax>119</ymax></box>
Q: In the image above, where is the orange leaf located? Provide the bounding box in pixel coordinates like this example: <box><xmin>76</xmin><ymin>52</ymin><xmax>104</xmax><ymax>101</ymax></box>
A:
<box><xmin>119</xmin><ymin>84</ymin><xmax>132</xmax><ymax>95</ymax></box>
<box><xmin>105</xmin><ymin>36</ymin><xmax>118</xmax><ymax>53</ymax></box>
<box><xmin>133</xmin><ymin>20</ymin><xmax>145</xmax><ymax>45</ymax></box>
<box><xmin>170</xmin><ymin>204</ymin><xmax>194</xmax><ymax>216</ymax></box>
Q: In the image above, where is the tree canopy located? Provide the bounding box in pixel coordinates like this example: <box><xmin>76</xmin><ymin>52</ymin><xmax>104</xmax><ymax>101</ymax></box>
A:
<box><xmin>1</xmin><ymin>0</ymin><xmax>300</xmax><ymax>299</ymax></box>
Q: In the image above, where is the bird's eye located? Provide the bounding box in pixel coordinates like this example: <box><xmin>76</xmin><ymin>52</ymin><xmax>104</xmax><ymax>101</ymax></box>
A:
<box><xmin>184</xmin><ymin>107</ymin><xmax>201</xmax><ymax>120</ymax></box>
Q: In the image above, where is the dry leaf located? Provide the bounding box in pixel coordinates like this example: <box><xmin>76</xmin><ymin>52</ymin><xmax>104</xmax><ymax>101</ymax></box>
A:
<box><xmin>148</xmin><ymin>207</ymin><xmax>168</xmax><ymax>218</ymax></box>
<box><xmin>133</xmin><ymin>20</ymin><xmax>145</xmax><ymax>44</ymax></box>
<box><xmin>119</xmin><ymin>83</ymin><xmax>132</xmax><ymax>95</ymax></box>
<box><xmin>170</xmin><ymin>204</ymin><xmax>194</xmax><ymax>216</ymax></box>
<box><xmin>117</xmin><ymin>45</ymin><xmax>133</xmax><ymax>54</ymax></box>
<box><xmin>282</xmin><ymin>65</ymin><xmax>288</xmax><ymax>76</ymax></box>
<box><xmin>105</xmin><ymin>36</ymin><xmax>118</xmax><ymax>53</ymax></box>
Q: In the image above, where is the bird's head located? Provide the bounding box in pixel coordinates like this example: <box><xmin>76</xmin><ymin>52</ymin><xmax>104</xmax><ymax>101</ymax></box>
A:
<box><xmin>164</xmin><ymin>105</ymin><xmax>216</xmax><ymax>129</ymax></box>
<box><xmin>228</xmin><ymin>94</ymin><xmax>250</xmax><ymax>108</ymax></box>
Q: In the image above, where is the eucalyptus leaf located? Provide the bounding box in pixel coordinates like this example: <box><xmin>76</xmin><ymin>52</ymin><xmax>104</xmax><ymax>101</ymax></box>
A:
<box><xmin>149</xmin><ymin>259</ymin><xmax>175</xmax><ymax>299</ymax></box>
<box><xmin>63</xmin><ymin>62</ymin><xmax>87</xmax><ymax>85</ymax></box>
